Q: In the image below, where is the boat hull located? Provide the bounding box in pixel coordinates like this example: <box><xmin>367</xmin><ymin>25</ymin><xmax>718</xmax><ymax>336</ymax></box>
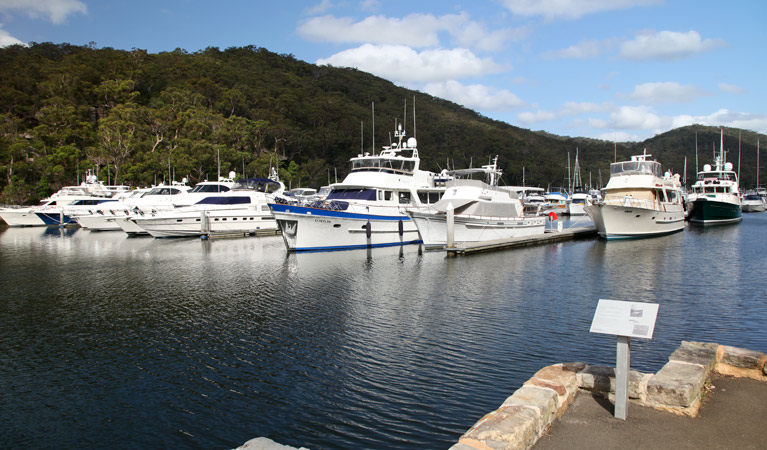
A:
<box><xmin>35</xmin><ymin>210</ymin><xmax>76</xmax><ymax>226</ymax></box>
<box><xmin>585</xmin><ymin>203</ymin><xmax>685</xmax><ymax>239</ymax></box>
<box><xmin>566</xmin><ymin>203</ymin><xmax>587</xmax><ymax>216</ymax></box>
<box><xmin>741</xmin><ymin>202</ymin><xmax>766</xmax><ymax>213</ymax></box>
<box><xmin>74</xmin><ymin>214</ymin><xmax>124</xmax><ymax>231</ymax></box>
<box><xmin>117</xmin><ymin>217</ymin><xmax>149</xmax><ymax>236</ymax></box>
<box><xmin>409</xmin><ymin>211</ymin><xmax>545</xmax><ymax>249</ymax></box>
<box><xmin>686</xmin><ymin>198</ymin><xmax>742</xmax><ymax>225</ymax></box>
<box><xmin>136</xmin><ymin>210</ymin><xmax>279</xmax><ymax>238</ymax></box>
<box><xmin>0</xmin><ymin>208</ymin><xmax>46</xmax><ymax>226</ymax></box>
<box><xmin>270</xmin><ymin>203</ymin><xmax>420</xmax><ymax>251</ymax></box>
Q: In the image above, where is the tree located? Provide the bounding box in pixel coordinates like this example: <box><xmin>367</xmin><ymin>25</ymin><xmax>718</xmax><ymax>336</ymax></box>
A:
<box><xmin>97</xmin><ymin>102</ymin><xmax>143</xmax><ymax>184</ymax></box>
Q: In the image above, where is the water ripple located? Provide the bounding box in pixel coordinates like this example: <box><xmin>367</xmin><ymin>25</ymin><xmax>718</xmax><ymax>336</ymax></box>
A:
<box><xmin>2</xmin><ymin>216</ymin><xmax>767</xmax><ymax>449</ymax></box>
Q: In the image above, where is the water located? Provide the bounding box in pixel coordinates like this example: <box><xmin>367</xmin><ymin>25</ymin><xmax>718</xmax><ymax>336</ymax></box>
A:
<box><xmin>1</xmin><ymin>215</ymin><xmax>766</xmax><ymax>449</ymax></box>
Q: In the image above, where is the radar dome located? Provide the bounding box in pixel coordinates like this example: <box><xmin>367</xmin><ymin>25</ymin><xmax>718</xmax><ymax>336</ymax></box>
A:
<box><xmin>703</xmin><ymin>164</ymin><xmax>712</xmax><ymax>172</ymax></box>
<box><xmin>724</xmin><ymin>162</ymin><xmax>734</xmax><ymax>171</ymax></box>
<box><xmin>407</xmin><ymin>137</ymin><xmax>417</xmax><ymax>148</ymax></box>
<box><xmin>229</xmin><ymin>171</ymin><xmax>236</xmax><ymax>179</ymax></box>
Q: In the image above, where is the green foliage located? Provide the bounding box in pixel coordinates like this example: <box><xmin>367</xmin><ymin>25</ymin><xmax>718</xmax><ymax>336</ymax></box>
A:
<box><xmin>0</xmin><ymin>42</ymin><xmax>765</xmax><ymax>204</ymax></box>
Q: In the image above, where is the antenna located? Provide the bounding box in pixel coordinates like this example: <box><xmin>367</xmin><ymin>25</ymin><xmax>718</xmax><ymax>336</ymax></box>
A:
<box><xmin>412</xmin><ymin>95</ymin><xmax>417</xmax><ymax>139</ymax></box>
<box><xmin>371</xmin><ymin>101</ymin><xmax>375</xmax><ymax>155</ymax></box>
<box><xmin>403</xmin><ymin>99</ymin><xmax>407</xmax><ymax>136</ymax></box>
<box><xmin>360</xmin><ymin>121</ymin><xmax>363</xmax><ymax>153</ymax></box>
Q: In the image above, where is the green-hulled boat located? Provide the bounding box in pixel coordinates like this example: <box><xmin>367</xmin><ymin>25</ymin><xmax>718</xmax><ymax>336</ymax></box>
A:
<box><xmin>685</xmin><ymin>129</ymin><xmax>742</xmax><ymax>225</ymax></box>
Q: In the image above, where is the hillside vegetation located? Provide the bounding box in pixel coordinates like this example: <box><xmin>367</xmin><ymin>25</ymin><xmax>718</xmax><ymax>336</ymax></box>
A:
<box><xmin>1</xmin><ymin>43</ymin><xmax>764</xmax><ymax>204</ymax></box>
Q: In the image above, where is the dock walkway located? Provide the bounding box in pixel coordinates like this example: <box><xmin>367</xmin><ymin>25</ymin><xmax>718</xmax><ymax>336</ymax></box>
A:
<box><xmin>446</xmin><ymin>226</ymin><xmax>597</xmax><ymax>255</ymax></box>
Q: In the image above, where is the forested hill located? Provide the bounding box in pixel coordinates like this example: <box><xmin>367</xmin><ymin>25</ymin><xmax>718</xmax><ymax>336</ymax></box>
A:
<box><xmin>1</xmin><ymin>43</ymin><xmax>764</xmax><ymax>204</ymax></box>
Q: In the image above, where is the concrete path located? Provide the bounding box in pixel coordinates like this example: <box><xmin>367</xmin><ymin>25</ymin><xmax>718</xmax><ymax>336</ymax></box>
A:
<box><xmin>533</xmin><ymin>374</ymin><xmax>766</xmax><ymax>450</ymax></box>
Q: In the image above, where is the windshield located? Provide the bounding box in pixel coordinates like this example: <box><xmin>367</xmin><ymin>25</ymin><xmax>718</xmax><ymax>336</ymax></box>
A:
<box><xmin>232</xmin><ymin>178</ymin><xmax>282</xmax><ymax>193</ymax></box>
<box><xmin>610</xmin><ymin>160</ymin><xmax>662</xmax><ymax>177</ymax></box>
<box><xmin>191</xmin><ymin>184</ymin><xmax>230</xmax><ymax>193</ymax></box>
<box><xmin>326</xmin><ymin>188</ymin><xmax>377</xmax><ymax>201</ymax></box>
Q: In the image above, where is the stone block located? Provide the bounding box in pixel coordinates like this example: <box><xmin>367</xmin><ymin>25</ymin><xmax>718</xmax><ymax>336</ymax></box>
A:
<box><xmin>578</xmin><ymin>365</ymin><xmax>649</xmax><ymax>399</ymax></box>
<box><xmin>448</xmin><ymin>444</ymin><xmax>481</xmax><ymax>450</ymax></box>
<box><xmin>523</xmin><ymin>363</ymin><xmax>583</xmax><ymax>414</ymax></box>
<box><xmin>461</xmin><ymin>405</ymin><xmax>539</xmax><ymax>450</ymax></box>
<box><xmin>646</xmin><ymin>361</ymin><xmax>708</xmax><ymax>408</ymax></box>
<box><xmin>503</xmin><ymin>385</ymin><xmax>557</xmax><ymax>427</ymax></box>
<box><xmin>668</xmin><ymin>341</ymin><xmax>719</xmax><ymax>372</ymax></box>
<box><xmin>720</xmin><ymin>345</ymin><xmax>765</xmax><ymax>369</ymax></box>
<box><xmin>237</xmin><ymin>437</ymin><xmax>308</xmax><ymax>450</ymax></box>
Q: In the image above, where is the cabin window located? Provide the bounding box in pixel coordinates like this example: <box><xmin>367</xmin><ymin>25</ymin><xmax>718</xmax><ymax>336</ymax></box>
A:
<box><xmin>399</xmin><ymin>191</ymin><xmax>411</xmax><ymax>205</ymax></box>
<box><xmin>327</xmin><ymin>189</ymin><xmax>377</xmax><ymax>201</ymax></box>
<box><xmin>384</xmin><ymin>191</ymin><xmax>392</xmax><ymax>201</ymax></box>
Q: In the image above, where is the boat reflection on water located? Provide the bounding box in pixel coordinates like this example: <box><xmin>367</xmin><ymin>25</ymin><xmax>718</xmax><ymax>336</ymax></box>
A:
<box><xmin>0</xmin><ymin>214</ymin><xmax>765</xmax><ymax>450</ymax></box>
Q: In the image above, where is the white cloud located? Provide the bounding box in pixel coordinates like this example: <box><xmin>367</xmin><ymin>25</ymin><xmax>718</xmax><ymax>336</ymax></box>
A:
<box><xmin>298</xmin><ymin>13</ymin><xmax>463</xmax><ymax>47</ymax></box>
<box><xmin>360</xmin><ymin>0</ymin><xmax>381</xmax><ymax>12</ymax></box>
<box><xmin>298</xmin><ymin>12</ymin><xmax>519</xmax><ymax>51</ymax></box>
<box><xmin>596</xmin><ymin>130</ymin><xmax>640</xmax><ymax>142</ymax></box>
<box><xmin>718</xmin><ymin>83</ymin><xmax>746</xmax><ymax>95</ymax></box>
<box><xmin>316</xmin><ymin>44</ymin><xmax>508</xmax><ymax>84</ymax></box>
<box><xmin>517</xmin><ymin>101</ymin><xmax>611</xmax><ymax>125</ymax></box>
<box><xmin>0</xmin><ymin>26</ymin><xmax>24</xmax><ymax>47</ymax></box>
<box><xmin>611</xmin><ymin>105</ymin><xmax>664</xmax><ymax>130</ymax></box>
<box><xmin>620</xmin><ymin>30</ymin><xmax>726</xmax><ymax>61</ymax></box>
<box><xmin>517</xmin><ymin>110</ymin><xmax>557</xmax><ymax>124</ymax></box>
<box><xmin>545</xmin><ymin>38</ymin><xmax>619</xmax><ymax>59</ymax></box>
<box><xmin>306</xmin><ymin>0</ymin><xmax>335</xmax><ymax>16</ymax></box>
<box><xmin>560</xmin><ymin>101</ymin><xmax>612</xmax><ymax>115</ymax></box>
<box><xmin>689</xmin><ymin>109</ymin><xmax>767</xmax><ymax>134</ymax></box>
<box><xmin>629</xmin><ymin>82</ymin><xmax>706</xmax><ymax>104</ymax></box>
<box><xmin>425</xmin><ymin>80</ymin><xmax>526</xmax><ymax>111</ymax></box>
<box><xmin>0</xmin><ymin>0</ymin><xmax>86</xmax><ymax>24</ymax></box>
<box><xmin>497</xmin><ymin>0</ymin><xmax>659</xmax><ymax>20</ymax></box>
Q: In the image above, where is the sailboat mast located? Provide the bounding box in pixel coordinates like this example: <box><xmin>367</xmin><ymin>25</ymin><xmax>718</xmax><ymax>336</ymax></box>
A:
<box><xmin>738</xmin><ymin>131</ymin><xmax>741</xmax><ymax>180</ymax></box>
<box><xmin>695</xmin><ymin>130</ymin><xmax>698</xmax><ymax>174</ymax></box>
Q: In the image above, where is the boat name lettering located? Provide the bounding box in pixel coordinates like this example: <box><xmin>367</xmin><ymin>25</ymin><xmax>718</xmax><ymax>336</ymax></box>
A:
<box><xmin>314</xmin><ymin>218</ymin><xmax>332</xmax><ymax>224</ymax></box>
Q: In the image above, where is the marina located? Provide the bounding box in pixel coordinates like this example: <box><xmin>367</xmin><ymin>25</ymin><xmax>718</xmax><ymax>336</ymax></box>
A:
<box><xmin>1</xmin><ymin>213</ymin><xmax>765</xmax><ymax>449</ymax></box>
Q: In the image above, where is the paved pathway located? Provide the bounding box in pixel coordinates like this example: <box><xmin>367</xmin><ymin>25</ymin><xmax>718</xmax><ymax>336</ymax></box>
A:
<box><xmin>533</xmin><ymin>374</ymin><xmax>766</xmax><ymax>450</ymax></box>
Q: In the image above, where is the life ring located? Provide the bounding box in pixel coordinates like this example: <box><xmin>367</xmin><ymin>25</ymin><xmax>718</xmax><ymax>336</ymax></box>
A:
<box><xmin>548</xmin><ymin>211</ymin><xmax>558</xmax><ymax>221</ymax></box>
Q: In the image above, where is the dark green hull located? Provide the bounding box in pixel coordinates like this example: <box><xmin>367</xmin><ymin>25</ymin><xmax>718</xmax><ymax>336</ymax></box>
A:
<box><xmin>687</xmin><ymin>198</ymin><xmax>742</xmax><ymax>224</ymax></box>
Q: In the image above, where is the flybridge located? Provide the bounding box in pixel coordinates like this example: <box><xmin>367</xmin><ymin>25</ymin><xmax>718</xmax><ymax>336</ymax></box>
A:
<box><xmin>350</xmin><ymin>124</ymin><xmax>420</xmax><ymax>175</ymax></box>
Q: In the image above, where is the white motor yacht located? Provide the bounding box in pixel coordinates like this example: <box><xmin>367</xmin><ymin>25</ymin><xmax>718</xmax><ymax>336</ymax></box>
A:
<box><xmin>740</xmin><ymin>190</ymin><xmax>765</xmax><ymax>213</ymax></box>
<box><xmin>268</xmin><ymin>123</ymin><xmax>444</xmax><ymax>251</ymax></box>
<box><xmin>585</xmin><ymin>150</ymin><xmax>685</xmax><ymax>239</ymax></box>
<box><xmin>132</xmin><ymin>173</ymin><xmax>283</xmax><ymax>238</ymax></box>
<box><xmin>115</xmin><ymin>181</ymin><xmax>192</xmax><ymax>236</ymax></box>
<box><xmin>407</xmin><ymin>158</ymin><xmax>545</xmax><ymax>249</ymax></box>
<box><xmin>0</xmin><ymin>170</ymin><xmax>129</xmax><ymax>227</ymax></box>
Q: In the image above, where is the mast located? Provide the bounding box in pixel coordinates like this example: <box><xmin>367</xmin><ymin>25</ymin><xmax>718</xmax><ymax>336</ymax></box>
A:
<box><xmin>738</xmin><ymin>131</ymin><xmax>741</xmax><ymax>180</ymax></box>
<box><xmin>695</xmin><ymin>130</ymin><xmax>698</xmax><ymax>174</ymax></box>
<box><xmin>412</xmin><ymin>95</ymin><xmax>417</xmax><ymax>139</ymax></box>
<box><xmin>371</xmin><ymin>102</ymin><xmax>375</xmax><ymax>155</ymax></box>
<box><xmin>758</xmin><ymin>139</ymin><xmax>761</xmax><ymax>189</ymax></box>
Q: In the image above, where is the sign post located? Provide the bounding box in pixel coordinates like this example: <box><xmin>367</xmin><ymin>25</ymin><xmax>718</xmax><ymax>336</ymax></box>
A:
<box><xmin>590</xmin><ymin>299</ymin><xmax>659</xmax><ymax>420</ymax></box>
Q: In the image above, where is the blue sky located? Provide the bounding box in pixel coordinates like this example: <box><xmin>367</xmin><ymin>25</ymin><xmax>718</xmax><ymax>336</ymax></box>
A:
<box><xmin>1</xmin><ymin>0</ymin><xmax>765</xmax><ymax>142</ymax></box>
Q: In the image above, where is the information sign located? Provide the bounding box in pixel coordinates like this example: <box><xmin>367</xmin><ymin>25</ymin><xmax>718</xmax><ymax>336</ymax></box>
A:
<box><xmin>590</xmin><ymin>299</ymin><xmax>659</xmax><ymax>339</ymax></box>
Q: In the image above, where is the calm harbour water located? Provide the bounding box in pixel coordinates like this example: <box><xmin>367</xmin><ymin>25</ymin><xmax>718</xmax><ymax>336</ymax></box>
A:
<box><xmin>1</xmin><ymin>214</ymin><xmax>766</xmax><ymax>449</ymax></box>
